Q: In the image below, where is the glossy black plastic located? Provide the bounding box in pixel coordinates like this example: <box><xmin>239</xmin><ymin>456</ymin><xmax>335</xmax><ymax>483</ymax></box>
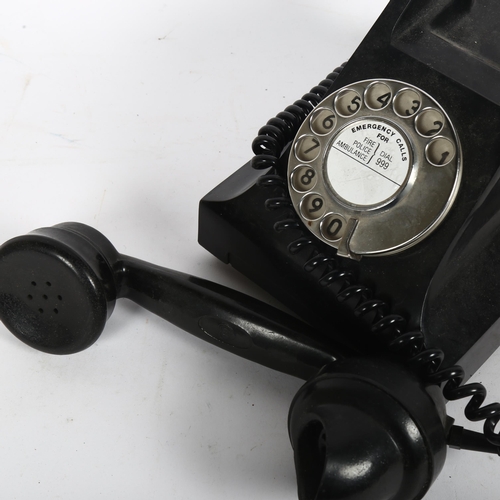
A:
<box><xmin>289</xmin><ymin>357</ymin><xmax>448</xmax><ymax>500</ymax></box>
<box><xmin>0</xmin><ymin>222</ymin><xmax>338</xmax><ymax>379</ymax></box>
<box><xmin>0</xmin><ymin>222</ymin><xmax>450</xmax><ymax>500</ymax></box>
<box><xmin>198</xmin><ymin>0</ymin><xmax>500</xmax><ymax>381</ymax></box>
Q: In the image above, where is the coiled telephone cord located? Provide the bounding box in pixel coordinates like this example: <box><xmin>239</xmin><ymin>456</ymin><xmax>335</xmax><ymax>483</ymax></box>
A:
<box><xmin>251</xmin><ymin>67</ymin><xmax>500</xmax><ymax>453</ymax></box>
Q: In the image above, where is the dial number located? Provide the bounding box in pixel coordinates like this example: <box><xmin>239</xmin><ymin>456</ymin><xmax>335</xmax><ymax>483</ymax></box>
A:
<box><xmin>426</xmin><ymin>137</ymin><xmax>456</xmax><ymax>167</ymax></box>
<box><xmin>295</xmin><ymin>135</ymin><xmax>321</xmax><ymax>162</ymax></box>
<box><xmin>335</xmin><ymin>89</ymin><xmax>362</xmax><ymax>117</ymax></box>
<box><xmin>300</xmin><ymin>194</ymin><xmax>326</xmax><ymax>220</ymax></box>
<box><xmin>394</xmin><ymin>89</ymin><xmax>422</xmax><ymax>117</ymax></box>
<box><xmin>310</xmin><ymin>108</ymin><xmax>337</xmax><ymax>135</ymax></box>
<box><xmin>320</xmin><ymin>214</ymin><xmax>346</xmax><ymax>242</ymax></box>
<box><xmin>291</xmin><ymin>166</ymin><xmax>317</xmax><ymax>192</ymax></box>
<box><xmin>415</xmin><ymin>109</ymin><xmax>445</xmax><ymax>137</ymax></box>
<box><xmin>365</xmin><ymin>82</ymin><xmax>392</xmax><ymax>110</ymax></box>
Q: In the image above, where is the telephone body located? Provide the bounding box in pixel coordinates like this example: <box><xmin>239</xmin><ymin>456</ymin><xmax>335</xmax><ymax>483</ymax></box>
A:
<box><xmin>199</xmin><ymin>0</ymin><xmax>500</xmax><ymax>381</ymax></box>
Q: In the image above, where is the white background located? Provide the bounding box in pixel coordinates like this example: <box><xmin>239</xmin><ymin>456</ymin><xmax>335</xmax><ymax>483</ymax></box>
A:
<box><xmin>0</xmin><ymin>1</ymin><xmax>499</xmax><ymax>499</ymax></box>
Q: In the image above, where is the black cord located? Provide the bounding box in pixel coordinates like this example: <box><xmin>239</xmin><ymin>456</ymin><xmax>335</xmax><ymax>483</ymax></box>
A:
<box><xmin>251</xmin><ymin>67</ymin><xmax>500</xmax><ymax>453</ymax></box>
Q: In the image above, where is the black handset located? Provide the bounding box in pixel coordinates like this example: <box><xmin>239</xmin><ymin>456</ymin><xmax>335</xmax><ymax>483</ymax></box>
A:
<box><xmin>0</xmin><ymin>222</ymin><xmax>451</xmax><ymax>500</ymax></box>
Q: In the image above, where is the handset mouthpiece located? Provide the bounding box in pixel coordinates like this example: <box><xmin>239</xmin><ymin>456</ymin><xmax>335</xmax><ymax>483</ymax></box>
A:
<box><xmin>0</xmin><ymin>222</ymin><xmax>339</xmax><ymax>378</ymax></box>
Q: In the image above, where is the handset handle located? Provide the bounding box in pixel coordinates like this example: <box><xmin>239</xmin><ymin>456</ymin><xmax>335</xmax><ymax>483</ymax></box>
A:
<box><xmin>115</xmin><ymin>255</ymin><xmax>340</xmax><ymax>380</ymax></box>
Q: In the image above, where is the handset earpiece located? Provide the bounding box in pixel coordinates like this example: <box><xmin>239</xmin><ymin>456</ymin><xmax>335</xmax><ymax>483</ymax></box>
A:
<box><xmin>0</xmin><ymin>222</ymin><xmax>451</xmax><ymax>500</ymax></box>
<box><xmin>289</xmin><ymin>357</ymin><xmax>448</xmax><ymax>500</ymax></box>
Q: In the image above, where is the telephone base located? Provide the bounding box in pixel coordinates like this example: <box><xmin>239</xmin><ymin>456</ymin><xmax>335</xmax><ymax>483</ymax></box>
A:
<box><xmin>199</xmin><ymin>0</ymin><xmax>500</xmax><ymax>380</ymax></box>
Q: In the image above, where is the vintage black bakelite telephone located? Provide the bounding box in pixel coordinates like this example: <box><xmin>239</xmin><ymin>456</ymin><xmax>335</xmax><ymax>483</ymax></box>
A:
<box><xmin>2</xmin><ymin>0</ymin><xmax>500</xmax><ymax>499</ymax></box>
